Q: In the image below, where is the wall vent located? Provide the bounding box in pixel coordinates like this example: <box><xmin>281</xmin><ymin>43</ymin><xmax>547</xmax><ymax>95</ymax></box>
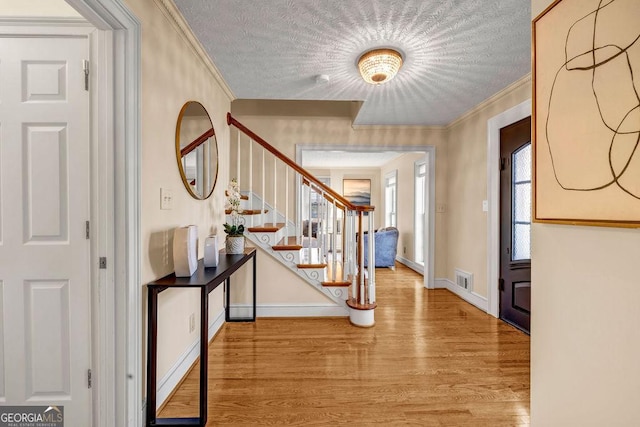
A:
<box><xmin>454</xmin><ymin>269</ymin><xmax>473</xmax><ymax>291</ymax></box>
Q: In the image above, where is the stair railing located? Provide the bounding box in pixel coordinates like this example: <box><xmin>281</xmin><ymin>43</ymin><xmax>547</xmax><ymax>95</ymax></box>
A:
<box><xmin>227</xmin><ymin>113</ymin><xmax>376</xmax><ymax>308</ymax></box>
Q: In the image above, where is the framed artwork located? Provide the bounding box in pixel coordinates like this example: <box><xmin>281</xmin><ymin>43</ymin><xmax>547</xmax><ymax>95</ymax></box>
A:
<box><xmin>533</xmin><ymin>0</ymin><xmax>640</xmax><ymax>227</ymax></box>
<box><xmin>343</xmin><ymin>179</ymin><xmax>371</xmax><ymax>206</ymax></box>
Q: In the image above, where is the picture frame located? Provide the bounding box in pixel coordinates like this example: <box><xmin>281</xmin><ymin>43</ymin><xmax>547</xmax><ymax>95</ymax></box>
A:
<box><xmin>343</xmin><ymin>179</ymin><xmax>371</xmax><ymax>207</ymax></box>
<box><xmin>532</xmin><ymin>0</ymin><xmax>640</xmax><ymax>227</ymax></box>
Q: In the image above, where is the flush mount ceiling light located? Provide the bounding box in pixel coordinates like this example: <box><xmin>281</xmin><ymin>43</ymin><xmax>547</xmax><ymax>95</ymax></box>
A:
<box><xmin>358</xmin><ymin>48</ymin><xmax>403</xmax><ymax>85</ymax></box>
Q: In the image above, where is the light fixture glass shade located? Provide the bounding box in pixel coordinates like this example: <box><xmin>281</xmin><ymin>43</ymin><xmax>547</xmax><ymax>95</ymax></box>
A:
<box><xmin>358</xmin><ymin>48</ymin><xmax>403</xmax><ymax>85</ymax></box>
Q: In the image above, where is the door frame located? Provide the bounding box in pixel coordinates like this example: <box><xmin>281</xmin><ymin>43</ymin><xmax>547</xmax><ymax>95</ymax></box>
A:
<box><xmin>66</xmin><ymin>1</ymin><xmax>142</xmax><ymax>425</ymax></box>
<box><xmin>487</xmin><ymin>99</ymin><xmax>531</xmax><ymax>318</ymax></box>
<box><xmin>296</xmin><ymin>145</ymin><xmax>436</xmax><ymax>290</ymax></box>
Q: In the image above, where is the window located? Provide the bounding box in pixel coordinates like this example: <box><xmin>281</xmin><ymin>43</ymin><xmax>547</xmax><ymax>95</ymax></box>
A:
<box><xmin>415</xmin><ymin>161</ymin><xmax>426</xmax><ymax>265</ymax></box>
<box><xmin>511</xmin><ymin>143</ymin><xmax>531</xmax><ymax>261</ymax></box>
<box><xmin>310</xmin><ymin>177</ymin><xmax>330</xmax><ymax>219</ymax></box>
<box><xmin>384</xmin><ymin>171</ymin><xmax>397</xmax><ymax>228</ymax></box>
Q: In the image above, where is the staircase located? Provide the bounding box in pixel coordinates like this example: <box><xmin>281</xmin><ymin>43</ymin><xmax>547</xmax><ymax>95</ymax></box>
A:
<box><xmin>227</xmin><ymin>113</ymin><xmax>376</xmax><ymax>327</ymax></box>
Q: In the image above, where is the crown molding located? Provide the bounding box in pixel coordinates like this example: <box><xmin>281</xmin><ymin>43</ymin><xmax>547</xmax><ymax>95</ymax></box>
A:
<box><xmin>446</xmin><ymin>73</ymin><xmax>532</xmax><ymax>129</ymax></box>
<box><xmin>153</xmin><ymin>0</ymin><xmax>235</xmax><ymax>101</ymax></box>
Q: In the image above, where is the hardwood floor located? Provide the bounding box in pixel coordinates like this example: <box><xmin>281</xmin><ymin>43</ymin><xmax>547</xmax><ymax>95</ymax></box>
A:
<box><xmin>159</xmin><ymin>263</ymin><xmax>530</xmax><ymax>426</ymax></box>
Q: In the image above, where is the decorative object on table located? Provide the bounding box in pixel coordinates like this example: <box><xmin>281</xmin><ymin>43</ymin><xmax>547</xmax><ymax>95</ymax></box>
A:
<box><xmin>533</xmin><ymin>0</ymin><xmax>640</xmax><ymax>227</ymax></box>
<box><xmin>203</xmin><ymin>234</ymin><xmax>219</xmax><ymax>268</ymax></box>
<box><xmin>343</xmin><ymin>178</ymin><xmax>371</xmax><ymax>206</ymax></box>
<box><xmin>173</xmin><ymin>225</ymin><xmax>198</xmax><ymax>277</ymax></box>
<box><xmin>223</xmin><ymin>178</ymin><xmax>245</xmax><ymax>254</ymax></box>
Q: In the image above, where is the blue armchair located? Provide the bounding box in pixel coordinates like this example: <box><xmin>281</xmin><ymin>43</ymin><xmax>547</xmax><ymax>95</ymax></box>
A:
<box><xmin>363</xmin><ymin>227</ymin><xmax>399</xmax><ymax>269</ymax></box>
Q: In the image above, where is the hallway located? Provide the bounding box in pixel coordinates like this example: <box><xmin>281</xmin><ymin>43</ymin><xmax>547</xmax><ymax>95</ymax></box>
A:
<box><xmin>159</xmin><ymin>263</ymin><xmax>530</xmax><ymax>426</ymax></box>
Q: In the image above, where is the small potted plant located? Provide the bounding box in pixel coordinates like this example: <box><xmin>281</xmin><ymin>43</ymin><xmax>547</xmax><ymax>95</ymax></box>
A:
<box><xmin>224</xmin><ymin>178</ymin><xmax>245</xmax><ymax>254</ymax></box>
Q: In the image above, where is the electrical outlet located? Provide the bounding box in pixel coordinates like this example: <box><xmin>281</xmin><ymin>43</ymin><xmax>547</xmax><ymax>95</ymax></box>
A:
<box><xmin>160</xmin><ymin>188</ymin><xmax>173</xmax><ymax>210</ymax></box>
<box><xmin>189</xmin><ymin>313</ymin><xmax>195</xmax><ymax>333</ymax></box>
<box><xmin>436</xmin><ymin>203</ymin><xmax>446</xmax><ymax>213</ymax></box>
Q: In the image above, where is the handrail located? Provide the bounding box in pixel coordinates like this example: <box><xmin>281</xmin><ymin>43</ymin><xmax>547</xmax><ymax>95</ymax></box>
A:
<box><xmin>180</xmin><ymin>128</ymin><xmax>215</xmax><ymax>157</ymax></box>
<box><xmin>227</xmin><ymin>113</ymin><xmax>374</xmax><ymax>213</ymax></box>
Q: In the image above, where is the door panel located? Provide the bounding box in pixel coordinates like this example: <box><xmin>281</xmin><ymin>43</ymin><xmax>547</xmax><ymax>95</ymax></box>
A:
<box><xmin>500</xmin><ymin>116</ymin><xmax>531</xmax><ymax>334</ymax></box>
<box><xmin>0</xmin><ymin>36</ymin><xmax>91</xmax><ymax>423</ymax></box>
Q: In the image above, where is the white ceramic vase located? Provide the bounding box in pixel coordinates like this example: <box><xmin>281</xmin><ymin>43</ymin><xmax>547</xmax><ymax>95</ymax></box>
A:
<box><xmin>203</xmin><ymin>235</ymin><xmax>219</xmax><ymax>268</ymax></box>
<box><xmin>173</xmin><ymin>225</ymin><xmax>198</xmax><ymax>277</ymax></box>
<box><xmin>225</xmin><ymin>235</ymin><xmax>245</xmax><ymax>254</ymax></box>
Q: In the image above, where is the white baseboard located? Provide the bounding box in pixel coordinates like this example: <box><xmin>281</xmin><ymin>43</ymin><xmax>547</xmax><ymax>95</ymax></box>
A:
<box><xmin>396</xmin><ymin>256</ymin><xmax>424</xmax><ymax>275</ymax></box>
<box><xmin>435</xmin><ymin>278</ymin><xmax>488</xmax><ymax>312</ymax></box>
<box><xmin>155</xmin><ymin>309</ymin><xmax>226</xmax><ymax>409</ymax></box>
<box><xmin>228</xmin><ymin>303</ymin><xmax>348</xmax><ymax>318</ymax></box>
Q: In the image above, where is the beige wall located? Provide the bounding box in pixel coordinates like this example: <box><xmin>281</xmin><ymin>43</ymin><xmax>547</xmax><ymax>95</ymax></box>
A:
<box><xmin>445</xmin><ymin>79</ymin><xmax>531</xmax><ymax>297</ymax></box>
<box><xmin>380</xmin><ymin>152</ymin><xmax>433</xmax><ymax>265</ymax></box>
<box><xmin>0</xmin><ymin>0</ymin><xmax>80</xmax><ymax>17</ymax></box>
<box><xmin>123</xmin><ymin>0</ymin><xmax>231</xmax><ymax>383</ymax></box>
<box><xmin>531</xmin><ymin>0</ymin><xmax>640</xmax><ymax>425</ymax></box>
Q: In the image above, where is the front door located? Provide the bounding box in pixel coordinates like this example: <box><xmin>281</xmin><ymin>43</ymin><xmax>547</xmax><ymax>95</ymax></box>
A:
<box><xmin>499</xmin><ymin>117</ymin><xmax>531</xmax><ymax>334</ymax></box>
<box><xmin>0</xmin><ymin>36</ymin><xmax>92</xmax><ymax>424</ymax></box>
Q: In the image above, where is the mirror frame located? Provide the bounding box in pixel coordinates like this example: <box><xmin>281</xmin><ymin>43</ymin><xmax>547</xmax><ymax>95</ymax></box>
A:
<box><xmin>175</xmin><ymin>101</ymin><xmax>219</xmax><ymax>200</ymax></box>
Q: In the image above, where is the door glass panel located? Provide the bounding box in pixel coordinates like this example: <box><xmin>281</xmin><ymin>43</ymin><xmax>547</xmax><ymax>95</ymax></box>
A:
<box><xmin>512</xmin><ymin>143</ymin><xmax>531</xmax><ymax>261</ymax></box>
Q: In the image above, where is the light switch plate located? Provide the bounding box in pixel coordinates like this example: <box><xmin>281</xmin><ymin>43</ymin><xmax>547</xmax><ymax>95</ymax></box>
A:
<box><xmin>482</xmin><ymin>200</ymin><xmax>488</xmax><ymax>212</ymax></box>
<box><xmin>161</xmin><ymin>188</ymin><xmax>173</xmax><ymax>210</ymax></box>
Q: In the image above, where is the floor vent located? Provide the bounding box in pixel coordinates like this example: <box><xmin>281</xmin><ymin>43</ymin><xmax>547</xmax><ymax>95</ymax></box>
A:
<box><xmin>455</xmin><ymin>269</ymin><xmax>473</xmax><ymax>291</ymax></box>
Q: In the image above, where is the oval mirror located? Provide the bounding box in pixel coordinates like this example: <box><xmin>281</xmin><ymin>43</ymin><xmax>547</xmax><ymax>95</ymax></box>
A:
<box><xmin>175</xmin><ymin>101</ymin><xmax>219</xmax><ymax>199</ymax></box>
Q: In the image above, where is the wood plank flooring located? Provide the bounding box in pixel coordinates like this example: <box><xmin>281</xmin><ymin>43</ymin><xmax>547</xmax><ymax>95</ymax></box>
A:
<box><xmin>158</xmin><ymin>263</ymin><xmax>530</xmax><ymax>426</ymax></box>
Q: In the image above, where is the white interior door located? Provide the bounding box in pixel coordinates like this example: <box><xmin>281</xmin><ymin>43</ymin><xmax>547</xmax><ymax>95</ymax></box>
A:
<box><xmin>0</xmin><ymin>36</ymin><xmax>91</xmax><ymax>424</ymax></box>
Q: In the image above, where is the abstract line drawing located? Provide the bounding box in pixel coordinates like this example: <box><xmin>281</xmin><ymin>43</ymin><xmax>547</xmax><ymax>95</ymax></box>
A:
<box><xmin>534</xmin><ymin>0</ymin><xmax>640</xmax><ymax>225</ymax></box>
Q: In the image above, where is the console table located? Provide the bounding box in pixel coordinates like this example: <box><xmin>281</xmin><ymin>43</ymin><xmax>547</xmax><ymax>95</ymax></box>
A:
<box><xmin>146</xmin><ymin>247</ymin><xmax>257</xmax><ymax>427</ymax></box>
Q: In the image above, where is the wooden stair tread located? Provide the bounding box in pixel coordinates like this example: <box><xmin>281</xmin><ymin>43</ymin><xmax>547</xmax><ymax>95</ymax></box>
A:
<box><xmin>225</xmin><ymin>209</ymin><xmax>268</xmax><ymax>215</ymax></box>
<box><xmin>297</xmin><ymin>263</ymin><xmax>327</xmax><ymax>269</ymax></box>
<box><xmin>321</xmin><ymin>280</ymin><xmax>351</xmax><ymax>287</ymax></box>
<box><xmin>346</xmin><ymin>298</ymin><xmax>377</xmax><ymax>310</ymax></box>
<box><xmin>272</xmin><ymin>245</ymin><xmax>303</xmax><ymax>251</ymax></box>
<box><xmin>248</xmin><ymin>223</ymin><xmax>285</xmax><ymax>233</ymax></box>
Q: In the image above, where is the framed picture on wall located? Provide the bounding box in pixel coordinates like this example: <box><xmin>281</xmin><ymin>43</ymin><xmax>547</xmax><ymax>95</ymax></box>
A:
<box><xmin>343</xmin><ymin>179</ymin><xmax>371</xmax><ymax>207</ymax></box>
<box><xmin>533</xmin><ymin>0</ymin><xmax>640</xmax><ymax>227</ymax></box>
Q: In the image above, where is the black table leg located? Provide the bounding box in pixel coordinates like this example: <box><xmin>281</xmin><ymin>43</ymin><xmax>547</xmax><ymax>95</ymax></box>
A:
<box><xmin>199</xmin><ymin>286</ymin><xmax>208</xmax><ymax>425</ymax></box>
<box><xmin>146</xmin><ymin>288</ymin><xmax>158</xmax><ymax>426</ymax></box>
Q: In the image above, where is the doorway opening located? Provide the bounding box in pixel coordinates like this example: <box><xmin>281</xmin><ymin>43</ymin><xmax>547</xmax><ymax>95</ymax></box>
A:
<box><xmin>296</xmin><ymin>145</ymin><xmax>435</xmax><ymax>289</ymax></box>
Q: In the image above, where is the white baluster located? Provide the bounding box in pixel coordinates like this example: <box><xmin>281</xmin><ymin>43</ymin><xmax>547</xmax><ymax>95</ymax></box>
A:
<box><xmin>262</xmin><ymin>147</ymin><xmax>265</xmax><ymax>225</ymax></box>
<box><xmin>307</xmin><ymin>185</ymin><xmax>312</xmax><ymax>263</ymax></box>
<box><xmin>236</xmin><ymin>130</ymin><xmax>240</xmax><ymax>190</ymax></box>
<box><xmin>296</xmin><ymin>173</ymin><xmax>302</xmax><ymax>246</ymax></box>
<box><xmin>273</xmin><ymin>157</ymin><xmax>277</xmax><ymax>226</ymax></box>
<box><xmin>332</xmin><ymin>202</ymin><xmax>337</xmax><ymax>282</ymax></box>
<box><xmin>249</xmin><ymin>139</ymin><xmax>253</xmax><ymax>226</ymax></box>
<box><xmin>285</xmin><ymin>168</ymin><xmax>289</xmax><ymax>241</ymax></box>
<box><xmin>369</xmin><ymin>211</ymin><xmax>376</xmax><ymax>304</ymax></box>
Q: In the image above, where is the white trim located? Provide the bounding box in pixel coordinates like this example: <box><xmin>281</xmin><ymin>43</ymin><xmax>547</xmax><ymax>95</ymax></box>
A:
<box><xmin>228</xmin><ymin>304</ymin><xmax>348</xmax><ymax>318</ymax></box>
<box><xmin>65</xmin><ymin>1</ymin><xmax>142</xmax><ymax>425</ymax></box>
<box><xmin>448</xmin><ymin>74</ymin><xmax>531</xmax><ymax>129</ymax></box>
<box><xmin>396</xmin><ymin>256</ymin><xmax>424</xmax><ymax>275</ymax></box>
<box><xmin>155</xmin><ymin>309</ymin><xmax>225</xmax><ymax>409</ymax></box>
<box><xmin>486</xmin><ymin>99</ymin><xmax>531</xmax><ymax>318</ymax></box>
<box><xmin>295</xmin><ymin>144</ymin><xmax>436</xmax><ymax>290</ymax></box>
<box><xmin>435</xmin><ymin>279</ymin><xmax>488</xmax><ymax>312</ymax></box>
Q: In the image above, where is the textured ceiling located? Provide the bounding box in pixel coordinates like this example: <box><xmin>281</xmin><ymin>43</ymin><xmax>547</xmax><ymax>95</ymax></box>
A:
<box><xmin>174</xmin><ymin>0</ymin><xmax>531</xmax><ymax>126</ymax></box>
